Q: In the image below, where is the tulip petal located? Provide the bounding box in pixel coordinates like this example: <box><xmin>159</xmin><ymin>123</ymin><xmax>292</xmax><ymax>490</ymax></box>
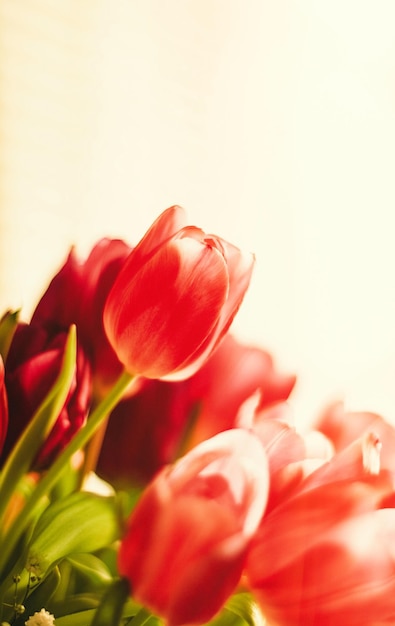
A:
<box><xmin>30</xmin><ymin>238</ymin><xmax>131</xmax><ymax>397</ymax></box>
<box><xmin>106</xmin><ymin>206</ymin><xmax>187</xmax><ymax>307</ymax></box>
<box><xmin>105</xmin><ymin>236</ymin><xmax>229</xmax><ymax>378</ymax></box>
<box><xmin>31</xmin><ymin>247</ymin><xmax>83</xmax><ymax>332</ymax></box>
<box><xmin>132</xmin><ymin>205</ymin><xmax>187</xmax><ymax>263</ymax></box>
<box><xmin>166</xmin><ymin>240</ymin><xmax>255</xmax><ymax>380</ymax></box>
<box><xmin>252</xmin><ymin>509</ymin><xmax>395</xmax><ymax>626</ymax></box>
<box><xmin>247</xmin><ymin>472</ymin><xmax>394</xmax><ymax>583</ymax></box>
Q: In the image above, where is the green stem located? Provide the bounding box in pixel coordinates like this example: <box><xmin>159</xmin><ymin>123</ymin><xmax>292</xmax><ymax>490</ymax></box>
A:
<box><xmin>0</xmin><ymin>370</ymin><xmax>133</xmax><ymax>583</ymax></box>
<box><xmin>127</xmin><ymin>607</ymin><xmax>154</xmax><ymax>626</ymax></box>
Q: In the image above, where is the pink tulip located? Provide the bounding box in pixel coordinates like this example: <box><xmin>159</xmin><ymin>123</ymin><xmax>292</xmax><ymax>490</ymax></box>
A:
<box><xmin>103</xmin><ymin>206</ymin><xmax>255</xmax><ymax>380</ymax></box>
<box><xmin>97</xmin><ymin>334</ymin><xmax>295</xmax><ymax>486</ymax></box>
<box><xmin>118</xmin><ymin>429</ymin><xmax>269</xmax><ymax>626</ymax></box>
<box><xmin>246</xmin><ymin>428</ymin><xmax>395</xmax><ymax>626</ymax></box>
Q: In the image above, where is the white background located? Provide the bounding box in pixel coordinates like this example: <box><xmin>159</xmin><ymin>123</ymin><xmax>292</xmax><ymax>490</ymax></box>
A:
<box><xmin>1</xmin><ymin>1</ymin><xmax>395</xmax><ymax>426</ymax></box>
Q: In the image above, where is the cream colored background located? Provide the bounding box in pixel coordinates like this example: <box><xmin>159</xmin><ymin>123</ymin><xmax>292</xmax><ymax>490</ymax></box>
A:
<box><xmin>1</xmin><ymin>1</ymin><xmax>395</xmax><ymax>426</ymax></box>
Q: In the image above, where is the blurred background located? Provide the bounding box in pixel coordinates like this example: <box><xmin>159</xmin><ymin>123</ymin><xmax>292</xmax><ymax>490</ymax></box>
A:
<box><xmin>1</xmin><ymin>0</ymin><xmax>395</xmax><ymax>426</ymax></box>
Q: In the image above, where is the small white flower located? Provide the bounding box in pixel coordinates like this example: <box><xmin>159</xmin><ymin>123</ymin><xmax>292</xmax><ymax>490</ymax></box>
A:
<box><xmin>25</xmin><ymin>608</ymin><xmax>55</xmax><ymax>626</ymax></box>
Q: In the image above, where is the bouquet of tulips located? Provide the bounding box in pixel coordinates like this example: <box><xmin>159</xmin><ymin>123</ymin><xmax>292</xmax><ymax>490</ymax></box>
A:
<box><xmin>1</xmin><ymin>206</ymin><xmax>395</xmax><ymax>626</ymax></box>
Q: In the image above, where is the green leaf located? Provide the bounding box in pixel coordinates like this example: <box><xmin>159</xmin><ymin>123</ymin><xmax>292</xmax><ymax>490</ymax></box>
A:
<box><xmin>123</xmin><ymin>607</ymin><xmax>161</xmax><ymax>626</ymax></box>
<box><xmin>209</xmin><ymin>612</ymin><xmax>244</xmax><ymax>626</ymax></box>
<box><xmin>66</xmin><ymin>553</ymin><xmax>112</xmax><ymax>587</ymax></box>
<box><xmin>0</xmin><ymin>309</ymin><xmax>19</xmax><ymax>360</ymax></box>
<box><xmin>52</xmin><ymin>592</ymin><xmax>103</xmax><ymax>616</ymax></box>
<box><xmin>208</xmin><ymin>593</ymin><xmax>266</xmax><ymax>626</ymax></box>
<box><xmin>52</xmin><ymin>607</ymin><xmax>97</xmax><ymax>626</ymax></box>
<box><xmin>50</xmin><ymin>596</ymin><xmax>144</xmax><ymax>626</ymax></box>
<box><xmin>26</xmin><ymin>491</ymin><xmax>121</xmax><ymax>579</ymax></box>
<box><xmin>224</xmin><ymin>592</ymin><xmax>265</xmax><ymax>626</ymax></box>
<box><xmin>89</xmin><ymin>577</ymin><xmax>130</xmax><ymax>626</ymax></box>
<box><xmin>116</xmin><ymin>487</ymin><xmax>144</xmax><ymax>523</ymax></box>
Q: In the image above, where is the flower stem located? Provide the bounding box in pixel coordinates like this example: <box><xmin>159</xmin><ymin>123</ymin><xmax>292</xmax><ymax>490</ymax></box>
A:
<box><xmin>126</xmin><ymin>607</ymin><xmax>153</xmax><ymax>626</ymax></box>
<box><xmin>79</xmin><ymin>414</ymin><xmax>110</xmax><ymax>487</ymax></box>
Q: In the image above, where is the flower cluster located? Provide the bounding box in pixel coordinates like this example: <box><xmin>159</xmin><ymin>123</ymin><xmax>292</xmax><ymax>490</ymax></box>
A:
<box><xmin>0</xmin><ymin>206</ymin><xmax>394</xmax><ymax>626</ymax></box>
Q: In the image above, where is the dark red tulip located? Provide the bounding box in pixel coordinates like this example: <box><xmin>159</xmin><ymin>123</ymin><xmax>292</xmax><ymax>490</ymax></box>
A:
<box><xmin>2</xmin><ymin>323</ymin><xmax>91</xmax><ymax>469</ymax></box>
<box><xmin>97</xmin><ymin>334</ymin><xmax>295</xmax><ymax>486</ymax></box>
<box><xmin>0</xmin><ymin>356</ymin><xmax>8</xmax><ymax>455</ymax></box>
<box><xmin>31</xmin><ymin>238</ymin><xmax>131</xmax><ymax>397</ymax></box>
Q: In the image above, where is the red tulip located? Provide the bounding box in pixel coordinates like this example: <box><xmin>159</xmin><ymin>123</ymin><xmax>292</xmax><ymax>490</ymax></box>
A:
<box><xmin>103</xmin><ymin>206</ymin><xmax>255</xmax><ymax>380</ymax></box>
<box><xmin>118</xmin><ymin>429</ymin><xmax>269</xmax><ymax>626</ymax></box>
<box><xmin>97</xmin><ymin>377</ymin><xmax>190</xmax><ymax>486</ymax></box>
<box><xmin>186</xmin><ymin>334</ymin><xmax>295</xmax><ymax>446</ymax></box>
<box><xmin>246</xmin><ymin>427</ymin><xmax>395</xmax><ymax>626</ymax></box>
<box><xmin>2</xmin><ymin>323</ymin><xmax>91</xmax><ymax>469</ymax></box>
<box><xmin>97</xmin><ymin>334</ymin><xmax>295</xmax><ymax>486</ymax></box>
<box><xmin>0</xmin><ymin>356</ymin><xmax>8</xmax><ymax>454</ymax></box>
<box><xmin>31</xmin><ymin>238</ymin><xmax>131</xmax><ymax>396</ymax></box>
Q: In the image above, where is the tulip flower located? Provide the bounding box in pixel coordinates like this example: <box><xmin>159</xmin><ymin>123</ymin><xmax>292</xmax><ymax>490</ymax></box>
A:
<box><xmin>103</xmin><ymin>206</ymin><xmax>255</xmax><ymax>380</ymax></box>
<box><xmin>97</xmin><ymin>377</ymin><xmax>190</xmax><ymax>486</ymax></box>
<box><xmin>245</xmin><ymin>427</ymin><xmax>395</xmax><ymax>626</ymax></box>
<box><xmin>97</xmin><ymin>334</ymin><xmax>295</xmax><ymax>486</ymax></box>
<box><xmin>0</xmin><ymin>356</ymin><xmax>8</xmax><ymax>455</ymax></box>
<box><xmin>1</xmin><ymin>323</ymin><xmax>91</xmax><ymax>468</ymax></box>
<box><xmin>183</xmin><ymin>333</ymin><xmax>296</xmax><ymax>446</ymax></box>
<box><xmin>118</xmin><ymin>429</ymin><xmax>269</xmax><ymax>626</ymax></box>
<box><xmin>31</xmin><ymin>238</ymin><xmax>131</xmax><ymax>396</ymax></box>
